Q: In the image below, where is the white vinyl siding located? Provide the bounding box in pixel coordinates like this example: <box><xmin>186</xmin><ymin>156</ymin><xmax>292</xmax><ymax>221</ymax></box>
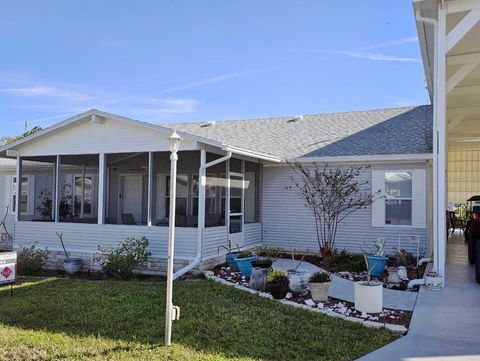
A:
<box><xmin>371</xmin><ymin>169</ymin><xmax>426</xmax><ymax>229</ymax></box>
<box><xmin>262</xmin><ymin>164</ymin><xmax>428</xmax><ymax>255</ymax></box>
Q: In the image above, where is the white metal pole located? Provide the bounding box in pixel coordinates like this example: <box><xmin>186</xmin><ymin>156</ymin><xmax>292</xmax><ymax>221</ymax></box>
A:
<box><xmin>55</xmin><ymin>155</ymin><xmax>61</xmax><ymax>223</ymax></box>
<box><xmin>98</xmin><ymin>153</ymin><xmax>106</xmax><ymax>225</ymax></box>
<box><xmin>15</xmin><ymin>157</ymin><xmax>22</xmax><ymax>222</ymax></box>
<box><xmin>147</xmin><ymin>152</ymin><xmax>153</xmax><ymax>226</ymax></box>
<box><xmin>437</xmin><ymin>3</ymin><xmax>447</xmax><ymax>282</ymax></box>
<box><xmin>165</xmin><ymin>132</ymin><xmax>181</xmax><ymax>346</ymax></box>
<box><xmin>81</xmin><ymin>164</ymin><xmax>85</xmax><ymax>218</ymax></box>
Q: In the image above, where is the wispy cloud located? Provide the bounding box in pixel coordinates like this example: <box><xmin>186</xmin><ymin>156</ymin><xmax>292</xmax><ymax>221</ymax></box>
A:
<box><xmin>162</xmin><ymin>70</ymin><xmax>256</xmax><ymax>94</ymax></box>
<box><xmin>0</xmin><ymin>86</ymin><xmax>95</xmax><ymax>102</ymax></box>
<box><xmin>295</xmin><ymin>36</ymin><xmax>419</xmax><ymax>63</ymax></box>
<box><xmin>324</xmin><ymin>50</ymin><xmax>419</xmax><ymax>63</ymax></box>
<box><xmin>357</xmin><ymin>36</ymin><xmax>418</xmax><ymax>51</ymax></box>
<box><xmin>0</xmin><ymin>77</ymin><xmax>202</xmax><ymax>125</ymax></box>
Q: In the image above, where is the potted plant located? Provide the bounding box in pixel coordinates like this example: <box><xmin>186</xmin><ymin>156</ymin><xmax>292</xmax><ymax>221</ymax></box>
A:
<box><xmin>364</xmin><ymin>239</ymin><xmax>388</xmax><ymax>277</ymax></box>
<box><xmin>425</xmin><ymin>269</ymin><xmax>442</xmax><ymax>290</ymax></box>
<box><xmin>287</xmin><ymin>250</ymin><xmax>309</xmax><ymax>294</ymax></box>
<box><xmin>267</xmin><ymin>270</ymin><xmax>290</xmax><ymax>299</ymax></box>
<box><xmin>57</xmin><ymin>232</ymin><xmax>82</xmax><ymax>274</ymax></box>
<box><xmin>354</xmin><ymin>253</ymin><xmax>383</xmax><ymax>313</ymax></box>
<box><xmin>218</xmin><ymin>239</ymin><xmax>240</xmax><ymax>271</ymax></box>
<box><xmin>249</xmin><ymin>259</ymin><xmax>273</xmax><ymax>291</ymax></box>
<box><xmin>308</xmin><ymin>271</ymin><xmax>331</xmax><ymax>302</ymax></box>
<box><xmin>234</xmin><ymin>250</ymin><xmax>257</xmax><ymax>277</ymax></box>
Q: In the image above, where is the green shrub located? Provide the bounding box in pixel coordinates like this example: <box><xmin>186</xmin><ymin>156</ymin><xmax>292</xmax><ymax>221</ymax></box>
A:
<box><xmin>267</xmin><ymin>269</ymin><xmax>287</xmax><ymax>283</ymax></box>
<box><xmin>309</xmin><ymin>271</ymin><xmax>331</xmax><ymax>283</ymax></box>
<box><xmin>327</xmin><ymin>250</ymin><xmax>365</xmax><ymax>272</ymax></box>
<box><xmin>17</xmin><ymin>242</ymin><xmax>49</xmax><ymax>275</ymax></box>
<box><xmin>256</xmin><ymin>247</ymin><xmax>282</xmax><ymax>258</ymax></box>
<box><xmin>94</xmin><ymin>237</ymin><xmax>151</xmax><ymax>279</ymax></box>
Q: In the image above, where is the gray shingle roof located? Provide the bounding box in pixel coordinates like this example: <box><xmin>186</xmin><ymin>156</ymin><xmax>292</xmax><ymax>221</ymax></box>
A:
<box><xmin>171</xmin><ymin>105</ymin><xmax>433</xmax><ymax>159</ymax></box>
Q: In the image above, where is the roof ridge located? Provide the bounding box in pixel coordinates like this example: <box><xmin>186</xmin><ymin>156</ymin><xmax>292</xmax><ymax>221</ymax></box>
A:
<box><xmin>164</xmin><ymin>104</ymin><xmax>431</xmax><ymax>126</ymax></box>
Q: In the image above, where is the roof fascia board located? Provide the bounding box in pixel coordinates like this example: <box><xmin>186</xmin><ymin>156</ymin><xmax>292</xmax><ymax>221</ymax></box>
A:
<box><xmin>222</xmin><ymin>146</ymin><xmax>281</xmax><ymax>163</ymax></box>
<box><xmin>414</xmin><ymin>1</ymin><xmax>435</xmax><ymax>101</ymax></box>
<box><xmin>263</xmin><ymin>153</ymin><xmax>433</xmax><ymax>167</ymax></box>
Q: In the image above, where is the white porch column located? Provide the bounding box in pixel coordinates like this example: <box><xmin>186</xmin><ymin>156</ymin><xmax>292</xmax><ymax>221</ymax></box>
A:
<box><xmin>147</xmin><ymin>152</ymin><xmax>154</xmax><ymax>226</ymax></box>
<box><xmin>98</xmin><ymin>153</ymin><xmax>106</xmax><ymax>225</ymax></box>
<box><xmin>15</xmin><ymin>157</ymin><xmax>22</xmax><ymax>222</ymax></box>
<box><xmin>80</xmin><ymin>164</ymin><xmax>86</xmax><ymax>218</ymax></box>
<box><xmin>54</xmin><ymin>155</ymin><xmax>61</xmax><ymax>223</ymax></box>
<box><xmin>197</xmin><ymin>147</ymin><xmax>206</xmax><ymax>242</ymax></box>
<box><xmin>434</xmin><ymin>3</ymin><xmax>447</xmax><ymax>281</ymax></box>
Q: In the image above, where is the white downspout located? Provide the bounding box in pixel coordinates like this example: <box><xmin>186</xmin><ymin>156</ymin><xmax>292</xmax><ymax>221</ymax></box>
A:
<box><xmin>173</xmin><ymin>150</ymin><xmax>232</xmax><ymax>279</ymax></box>
<box><xmin>416</xmin><ymin>9</ymin><xmax>441</xmax><ymax>280</ymax></box>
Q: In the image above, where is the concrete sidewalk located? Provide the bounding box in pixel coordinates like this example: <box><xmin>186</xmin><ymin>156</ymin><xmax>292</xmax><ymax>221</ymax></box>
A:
<box><xmin>358</xmin><ymin>262</ymin><xmax>480</xmax><ymax>360</ymax></box>
<box><xmin>272</xmin><ymin>258</ymin><xmax>418</xmax><ymax>311</ymax></box>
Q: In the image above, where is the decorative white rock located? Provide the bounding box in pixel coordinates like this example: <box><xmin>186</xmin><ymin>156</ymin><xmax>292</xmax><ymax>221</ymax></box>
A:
<box><xmin>354</xmin><ymin>281</ymin><xmax>383</xmax><ymax>314</ymax></box>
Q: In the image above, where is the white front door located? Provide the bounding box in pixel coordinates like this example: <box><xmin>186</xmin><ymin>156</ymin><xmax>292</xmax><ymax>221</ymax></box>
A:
<box><xmin>228</xmin><ymin>172</ymin><xmax>244</xmax><ymax>247</ymax></box>
<box><xmin>120</xmin><ymin>175</ymin><xmax>143</xmax><ymax>224</ymax></box>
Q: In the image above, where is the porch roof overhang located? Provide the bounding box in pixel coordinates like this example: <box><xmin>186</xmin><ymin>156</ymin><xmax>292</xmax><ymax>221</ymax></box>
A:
<box><xmin>0</xmin><ymin>109</ymin><xmax>281</xmax><ymax>163</ymax></box>
<box><xmin>415</xmin><ymin>0</ymin><xmax>480</xmax><ymax>143</ymax></box>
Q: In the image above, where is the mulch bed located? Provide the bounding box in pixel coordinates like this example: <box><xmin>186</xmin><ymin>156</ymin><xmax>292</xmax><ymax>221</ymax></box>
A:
<box><xmin>213</xmin><ymin>265</ymin><xmax>412</xmax><ymax>328</ymax></box>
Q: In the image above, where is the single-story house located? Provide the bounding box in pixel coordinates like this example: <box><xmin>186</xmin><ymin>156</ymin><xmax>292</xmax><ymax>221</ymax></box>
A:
<box><xmin>1</xmin><ymin>0</ymin><xmax>479</xmax><ymax>286</ymax></box>
<box><xmin>0</xmin><ymin>106</ymin><xmax>433</xmax><ymax>275</ymax></box>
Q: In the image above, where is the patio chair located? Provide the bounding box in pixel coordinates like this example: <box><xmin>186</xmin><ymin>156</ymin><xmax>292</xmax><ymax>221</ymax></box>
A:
<box><xmin>121</xmin><ymin>213</ymin><xmax>137</xmax><ymax>225</ymax></box>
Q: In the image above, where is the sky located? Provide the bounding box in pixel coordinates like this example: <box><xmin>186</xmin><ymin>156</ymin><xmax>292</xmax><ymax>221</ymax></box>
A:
<box><xmin>0</xmin><ymin>0</ymin><xmax>429</xmax><ymax>136</ymax></box>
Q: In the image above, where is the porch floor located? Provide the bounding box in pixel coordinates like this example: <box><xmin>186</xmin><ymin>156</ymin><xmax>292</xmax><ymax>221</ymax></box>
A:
<box><xmin>358</xmin><ymin>232</ymin><xmax>480</xmax><ymax>361</ymax></box>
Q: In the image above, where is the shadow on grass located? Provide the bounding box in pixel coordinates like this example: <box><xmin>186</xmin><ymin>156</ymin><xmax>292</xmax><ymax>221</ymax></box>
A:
<box><xmin>0</xmin><ymin>277</ymin><xmax>396</xmax><ymax>361</ymax></box>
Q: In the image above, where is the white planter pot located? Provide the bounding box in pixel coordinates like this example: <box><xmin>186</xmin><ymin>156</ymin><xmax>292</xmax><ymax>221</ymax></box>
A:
<box><xmin>354</xmin><ymin>281</ymin><xmax>383</xmax><ymax>314</ymax></box>
<box><xmin>64</xmin><ymin>258</ymin><xmax>82</xmax><ymax>274</ymax></box>
<box><xmin>287</xmin><ymin>269</ymin><xmax>310</xmax><ymax>294</ymax></box>
<box><xmin>425</xmin><ymin>275</ymin><xmax>442</xmax><ymax>290</ymax></box>
<box><xmin>309</xmin><ymin>281</ymin><xmax>331</xmax><ymax>302</ymax></box>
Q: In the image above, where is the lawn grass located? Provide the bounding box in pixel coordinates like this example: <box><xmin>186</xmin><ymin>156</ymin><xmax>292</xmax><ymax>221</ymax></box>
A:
<box><xmin>0</xmin><ymin>277</ymin><xmax>397</xmax><ymax>361</ymax></box>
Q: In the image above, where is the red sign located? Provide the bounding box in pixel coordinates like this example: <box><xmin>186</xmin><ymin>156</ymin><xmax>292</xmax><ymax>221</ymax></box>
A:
<box><xmin>0</xmin><ymin>251</ymin><xmax>16</xmax><ymax>286</ymax></box>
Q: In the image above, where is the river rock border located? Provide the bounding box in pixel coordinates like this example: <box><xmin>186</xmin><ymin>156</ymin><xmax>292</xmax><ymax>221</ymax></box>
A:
<box><xmin>204</xmin><ymin>271</ymin><xmax>408</xmax><ymax>335</ymax></box>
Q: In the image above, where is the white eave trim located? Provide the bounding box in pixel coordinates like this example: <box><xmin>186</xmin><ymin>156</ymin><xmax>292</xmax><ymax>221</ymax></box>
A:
<box><xmin>413</xmin><ymin>1</ymin><xmax>434</xmax><ymax>101</ymax></box>
<box><xmin>263</xmin><ymin>153</ymin><xmax>433</xmax><ymax>166</ymax></box>
<box><xmin>222</xmin><ymin>146</ymin><xmax>282</xmax><ymax>163</ymax></box>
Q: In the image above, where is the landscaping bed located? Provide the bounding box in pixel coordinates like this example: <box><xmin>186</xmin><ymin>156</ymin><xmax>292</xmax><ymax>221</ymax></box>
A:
<box><xmin>255</xmin><ymin>248</ymin><xmax>426</xmax><ymax>292</ymax></box>
<box><xmin>0</xmin><ymin>277</ymin><xmax>397</xmax><ymax>361</ymax></box>
<box><xmin>212</xmin><ymin>265</ymin><xmax>412</xmax><ymax>330</ymax></box>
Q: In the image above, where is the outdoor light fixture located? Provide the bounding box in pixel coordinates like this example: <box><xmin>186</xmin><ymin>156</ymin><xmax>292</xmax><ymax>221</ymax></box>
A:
<box><xmin>165</xmin><ymin>130</ymin><xmax>182</xmax><ymax>346</ymax></box>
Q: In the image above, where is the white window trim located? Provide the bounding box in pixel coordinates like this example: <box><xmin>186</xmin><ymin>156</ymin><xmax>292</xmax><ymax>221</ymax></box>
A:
<box><xmin>192</xmin><ymin>173</ymin><xmax>217</xmax><ymax>215</ymax></box>
<box><xmin>157</xmin><ymin>173</ymin><xmax>189</xmax><ymax>219</ymax></box>
<box><xmin>73</xmin><ymin>173</ymin><xmax>96</xmax><ymax>217</ymax></box>
<box><xmin>372</xmin><ymin>169</ymin><xmax>426</xmax><ymax>229</ymax></box>
<box><xmin>10</xmin><ymin>174</ymin><xmax>35</xmax><ymax>216</ymax></box>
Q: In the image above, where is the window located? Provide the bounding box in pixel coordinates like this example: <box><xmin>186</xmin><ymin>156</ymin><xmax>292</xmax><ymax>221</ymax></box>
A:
<box><xmin>385</xmin><ymin>172</ymin><xmax>412</xmax><ymax>225</ymax></box>
<box><xmin>74</xmin><ymin>176</ymin><xmax>93</xmax><ymax>216</ymax></box>
<box><xmin>371</xmin><ymin>169</ymin><xmax>426</xmax><ymax>229</ymax></box>
<box><xmin>165</xmin><ymin>174</ymin><xmax>188</xmax><ymax>217</ymax></box>
<box><xmin>11</xmin><ymin>175</ymin><xmax>34</xmax><ymax>215</ymax></box>
<box><xmin>192</xmin><ymin>174</ymin><xmax>217</xmax><ymax>216</ymax></box>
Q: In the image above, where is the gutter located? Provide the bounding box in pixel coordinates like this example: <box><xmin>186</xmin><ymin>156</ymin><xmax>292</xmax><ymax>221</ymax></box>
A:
<box><xmin>173</xmin><ymin>151</ymin><xmax>232</xmax><ymax>279</ymax></box>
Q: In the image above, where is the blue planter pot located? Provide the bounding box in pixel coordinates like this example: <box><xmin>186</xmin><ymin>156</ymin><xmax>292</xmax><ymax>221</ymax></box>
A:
<box><xmin>367</xmin><ymin>255</ymin><xmax>388</xmax><ymax>277</ymax></box>
<box><xmin>235</xmin><ymin>256</ymin><xmax>257</xmax><ymax>277</ymax></box>
<box><xmin>226</xmin><ymin>252</ymin><xmax>239</xmax><ymax>271</ymax></box>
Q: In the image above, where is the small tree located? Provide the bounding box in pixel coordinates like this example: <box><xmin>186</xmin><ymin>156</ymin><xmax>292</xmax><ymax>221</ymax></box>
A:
<box><xmin>288</xmin><ymin>163</ymin><xmax>380</xmax><ymax>257</ymax></box>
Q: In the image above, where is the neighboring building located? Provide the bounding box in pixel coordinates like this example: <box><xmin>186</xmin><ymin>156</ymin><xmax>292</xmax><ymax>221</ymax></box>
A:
<box><xmin>0</xmin><ymin>105</ymin><xmax>433</xmax><ymax>274</ymax></box>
